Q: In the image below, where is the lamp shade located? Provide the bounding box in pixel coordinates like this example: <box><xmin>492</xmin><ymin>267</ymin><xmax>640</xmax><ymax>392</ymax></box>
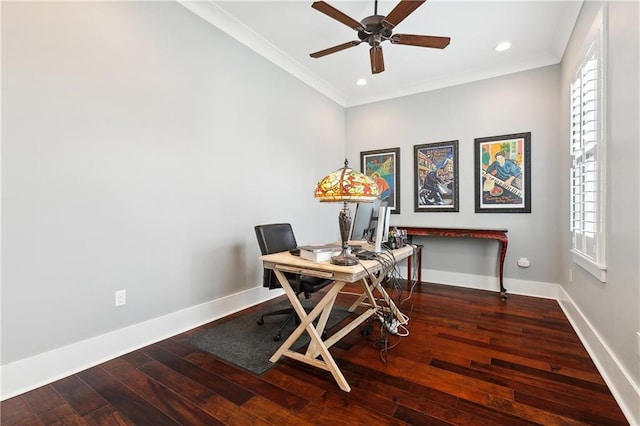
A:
<box><xmin>314</xmin><ymin>159</ymin><xmax>379</xmax><ymax>202</ymax></box>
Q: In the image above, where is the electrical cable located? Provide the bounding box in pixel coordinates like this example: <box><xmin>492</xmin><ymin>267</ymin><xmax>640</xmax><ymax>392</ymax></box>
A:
<box><xmin>401</xmin><ymin>245</ymin><xmax>421</xmax><ymax>304</ymax></box>
<box><xmin>353</xmin><ymin>243</ymin><xmax>417</xmax><ymax>361</ymax></box>
<box><xmin>374</xmin><ymin>332</ymin><xmax>402</xmax><ymax>363</ymax></box>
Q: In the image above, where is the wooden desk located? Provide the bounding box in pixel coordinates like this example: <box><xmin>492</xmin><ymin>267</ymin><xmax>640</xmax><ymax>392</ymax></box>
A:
<box><xmin>260</xmin><ymin>245</ymin><xmax>414</xmax><ymax>392</ymax></box>
<box><xmin>396</xmin><ymin>226</ymin><xmax>509</xmax><ymax>301</ymax></box>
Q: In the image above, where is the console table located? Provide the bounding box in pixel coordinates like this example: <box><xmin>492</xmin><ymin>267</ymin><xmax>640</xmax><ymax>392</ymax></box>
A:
<box><xmin>396</xmin><ymin>226</ymin><xmax>509</xmax><ymax>300</ymax></box>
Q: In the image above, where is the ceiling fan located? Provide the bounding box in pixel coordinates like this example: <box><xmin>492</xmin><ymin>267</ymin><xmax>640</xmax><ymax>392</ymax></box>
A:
<box><xmin>309</xmin><ymin>0</ymin><xmax>450</xmax><ymax>74</ymax></box>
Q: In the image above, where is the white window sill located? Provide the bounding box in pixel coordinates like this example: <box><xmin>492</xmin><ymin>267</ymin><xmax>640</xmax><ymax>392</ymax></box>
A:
<box><xmin>571</xmin><ymin>249</ymin><xmax>607</xmax><ymax>282</ymax></box>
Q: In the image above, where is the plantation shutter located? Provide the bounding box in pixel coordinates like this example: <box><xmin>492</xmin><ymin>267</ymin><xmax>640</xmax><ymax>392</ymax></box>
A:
<box><xmin>569</xmin><ymin>7</ymin><xmax>607</xmax><ymax>283</ymax></box>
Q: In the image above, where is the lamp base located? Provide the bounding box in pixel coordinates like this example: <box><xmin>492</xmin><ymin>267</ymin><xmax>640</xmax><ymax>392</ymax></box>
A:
<box><xmin>331</xmin><ymin>201</ymin><xmax>359</xmax><ymax>266</ymax></box>
<box><xmin>330</xmin><ymin>250</ymin><xmax>359</xmax><ymax>266</ymax></box>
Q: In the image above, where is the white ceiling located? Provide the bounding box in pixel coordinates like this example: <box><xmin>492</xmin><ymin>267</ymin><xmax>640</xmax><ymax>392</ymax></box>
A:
<box><xmin>179</xmin><ymin>1</ymin><xmax>583</xmax><ymax>107</ymax></box>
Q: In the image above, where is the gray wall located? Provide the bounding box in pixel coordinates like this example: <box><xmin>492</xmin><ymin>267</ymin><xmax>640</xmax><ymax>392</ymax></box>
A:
<box><xmin>2</xmin><ymin>0</ymin><xmax>638</xmax><ymax>403</ymax></box>
<box><xmin>346</xmin><ymin>0</ymin><xmax>639</xmax><ymax>398</ymax></box>
<box><xmin>346</xmin><ymin>65</ymin><xmax>563</xmax><ymax>285</ymax></box>
<box><xmin>2</xmin><ymin>1</ymin><xmax>343</xmax><ymax>364</ymax></box>
<box><xmin>560</xmin><ymin>1</ymin><xmax>640</xmax><ymax>392</ymax></box>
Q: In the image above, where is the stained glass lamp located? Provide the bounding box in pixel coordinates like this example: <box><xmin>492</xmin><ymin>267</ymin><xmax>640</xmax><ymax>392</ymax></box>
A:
<box><xmin>314</xmin><ymin>159</ymin><xmax>379</xmax><ymax>265</ymax></box>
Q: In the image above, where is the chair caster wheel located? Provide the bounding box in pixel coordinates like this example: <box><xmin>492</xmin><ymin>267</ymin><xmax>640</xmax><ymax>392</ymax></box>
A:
<box><xmin>273</xmin><ymin>334</ymin><xmax>281</xmax><ymax>341</ymax></box>
<box><xmin>257</xmin><ymin>317</ymin><xmax>264</xmax><ymax>325</ymax></box>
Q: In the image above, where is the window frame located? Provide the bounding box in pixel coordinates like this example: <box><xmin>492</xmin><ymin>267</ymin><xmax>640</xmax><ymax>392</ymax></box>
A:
<box><xmin>569</xmin><ymin>5</ymin><xmax>607</xmax><ymax>282</ymax></box>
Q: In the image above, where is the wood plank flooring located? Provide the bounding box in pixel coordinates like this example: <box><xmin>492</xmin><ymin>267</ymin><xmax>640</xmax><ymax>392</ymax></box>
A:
<box><xmin>1</xmin><ymin>282</ymin><xmax>629</xmax><ymax>425</ymax></box>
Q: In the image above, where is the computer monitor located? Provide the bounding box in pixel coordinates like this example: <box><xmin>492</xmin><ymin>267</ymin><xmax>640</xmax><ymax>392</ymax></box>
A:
<box><xmin>373</xmin><ymin>204</ymin><xmax>391</xmax><ymax>253</ymax></box>
<box><xmin>349</xmin><ymin>199</ymin><xmax>381</xmax><ymax>241</ymax></box>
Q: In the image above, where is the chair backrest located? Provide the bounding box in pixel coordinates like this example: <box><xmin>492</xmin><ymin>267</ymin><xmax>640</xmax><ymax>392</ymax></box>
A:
<box><xmin>254</xmin><ymin>223</ymin><xmax>298</xmax><ymax>289</ymax></box>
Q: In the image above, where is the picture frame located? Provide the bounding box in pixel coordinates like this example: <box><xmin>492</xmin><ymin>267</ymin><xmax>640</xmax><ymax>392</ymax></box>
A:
<box><xmin>360</xmin><ymin>147</ymin><xmax>401</xmax><ymax>214</ymax></box>
<box><xmin>474</xmin><ymin>132</ymin><xmax>531</xmax><ymax>213</ymax></box>
<box><xmin>414</xmin><ymin>140</ymin><xmax>459</xmax><ymax>212</ymax></box>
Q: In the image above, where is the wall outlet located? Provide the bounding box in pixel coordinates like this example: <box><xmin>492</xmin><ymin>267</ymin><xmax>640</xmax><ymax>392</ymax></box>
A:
<box><xmin>115</xmin><ymin>289</ymin><xmax>126</xmax><ymax>307</ymax></box>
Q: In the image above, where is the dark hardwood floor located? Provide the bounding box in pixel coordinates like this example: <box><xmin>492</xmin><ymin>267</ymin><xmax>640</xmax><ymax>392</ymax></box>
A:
<box><xmin>1</xmin><ymin>282</ymin><xmax>629</xmax><ymax>425</ymax></box>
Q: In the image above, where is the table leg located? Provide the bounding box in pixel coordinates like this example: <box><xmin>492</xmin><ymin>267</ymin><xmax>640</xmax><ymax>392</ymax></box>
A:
<box><xmin>406</xmin><ymin>245</ymin><xmax>422</xmax><ymax>290</ymax></box>
<box><xmin>368</xmin><ymin>274</ymin><xmax>407</xmax><ymax>325</ymax></box>
<box><xmin>348</xmin><ymin>277</ymin><xmax>378</xmax><ymax>312</ymax></box>
<box><xmin>269</xmin><ymin>270</ymin><xmax>351</xmax><ymax>392</ymax></box>
<box><xmin>305</xmin><ymin>291</ymin><xmax>337</xmax><ymax>356</ymax></box>
<box><xmin>498</xmin><ymin>237</ymin><xmax>508</xmax><ymax>301</ymax></box>
<box><xmin>351</xmin><ymin>273</ymin><xmax>407</xmax><ymax>326</ymax></box>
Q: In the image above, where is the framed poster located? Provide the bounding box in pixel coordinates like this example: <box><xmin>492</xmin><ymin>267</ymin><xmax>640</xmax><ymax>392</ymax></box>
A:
<box><xmin>474</xmin><ymin>132</ymin><xmax>531</xmax><ymax>213</ymax></box>
<box><xmin>414</xmin><ymin>140</ymin><xmax>459</xmax><ymax>212</ymax></box>
<box><xmin>360</xmin><ymin>148</ymin><xmax>400</xmax><ymax>214</ymax></box>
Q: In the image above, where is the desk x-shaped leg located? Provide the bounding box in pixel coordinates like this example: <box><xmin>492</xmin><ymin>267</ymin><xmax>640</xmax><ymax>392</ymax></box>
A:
<box><xmin>348</xmin><ymin>272</ymin><xmax>407</xmax><ymax>325</ymax></box>
<box><xmin>268</xmin><ymin>267</ymin><xmax>406</xmax><ymax>392</ymax></box>
<box><xmin>268</xmin><ymin>269</ymin><xmax>352</xmax><ymax>391</ymax></box>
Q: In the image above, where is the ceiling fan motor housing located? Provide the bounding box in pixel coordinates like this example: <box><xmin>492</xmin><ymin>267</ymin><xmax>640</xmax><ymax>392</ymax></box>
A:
<box><xmin>358</xmin><ymin>15</ymin><xmax>393</xmax><ymax>47</ymax></box>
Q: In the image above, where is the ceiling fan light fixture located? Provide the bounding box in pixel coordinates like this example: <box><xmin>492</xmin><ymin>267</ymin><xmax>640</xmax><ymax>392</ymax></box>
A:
<box><xmin>495</xmin><ymin>41</ymin><xmax>512</xmax><ymax>52</ymax></box>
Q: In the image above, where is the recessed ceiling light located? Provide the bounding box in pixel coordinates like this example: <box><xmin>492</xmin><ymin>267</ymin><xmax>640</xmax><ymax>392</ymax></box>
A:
<box><xmin>495</xmin><ymin>41</ymin><xmax>512</xmax><ymax>52</ymax></box>
<box><xmin>356</xmin><ymin>78</ymin><xmax>367</xmax><ymax>86</ymax></box>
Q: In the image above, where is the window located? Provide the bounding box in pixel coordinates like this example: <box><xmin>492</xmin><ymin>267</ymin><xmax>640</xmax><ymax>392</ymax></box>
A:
<box><xmin>569</xmin><ymin>6</ymin><xmax>607</xmax><ymax>282</ymax></box>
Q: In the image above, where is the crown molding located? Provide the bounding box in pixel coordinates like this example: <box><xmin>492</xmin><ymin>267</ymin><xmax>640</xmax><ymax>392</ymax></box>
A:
<box><xmin>177</xmin><ymin>0</ymin><xmax>347</xmax><ymax>107</ymax></box>
<box><xmin>177</xmin><ymin>1</ymin><xmax>570</xmax><ymax>108</ymax></box>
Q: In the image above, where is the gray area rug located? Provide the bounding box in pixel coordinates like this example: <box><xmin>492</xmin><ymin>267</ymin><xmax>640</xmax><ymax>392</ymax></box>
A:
<box><xmin>185</xmin><ymin>299</ymin><xmax>353</xmax><ymax>375</ymax></box>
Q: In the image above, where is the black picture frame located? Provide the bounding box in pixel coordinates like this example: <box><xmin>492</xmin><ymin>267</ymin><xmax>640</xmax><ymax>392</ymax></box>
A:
<box><xmin>414</xmin><ymin>140</ymin><xmax>459</xmax><ymax>212</ymax></box>
<box><xmin>474</xmin><ymin>132</ymin><xmax>531</xmax><ymax>213</ymax></box>
<box><xmin>360</xmin><ymin>147</ymin><xmax>401</xmax><ymax>214</ymax></box>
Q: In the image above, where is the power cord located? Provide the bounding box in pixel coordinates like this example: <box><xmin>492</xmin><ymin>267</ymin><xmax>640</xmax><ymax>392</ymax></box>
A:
<box><xmin>401</xmin><ymin>245</ymin><xmax>421</xmax><ymax>304</ymax></box>
<box><xmin>373</xmin><ymin>331</ymin><xmax>402</xmax><ymax>364</ymax></box>
<box><xmin>376</xmin><ymin>313</ymin><xmax>409</xmax><ymax>337</ymax></box>
<box><xmin>354</xmin><ymin>245</ymin><xmax>418</xmax><ymax>361</ymax></box>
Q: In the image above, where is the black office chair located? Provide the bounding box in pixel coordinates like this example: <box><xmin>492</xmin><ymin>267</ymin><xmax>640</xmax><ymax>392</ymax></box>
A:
<box><xmin>254</xmin><ymin>223</ymin><xmax>333</xmax><ymax>341</ymax></box>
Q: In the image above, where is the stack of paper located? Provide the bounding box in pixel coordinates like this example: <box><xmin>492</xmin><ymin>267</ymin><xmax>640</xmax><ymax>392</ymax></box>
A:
<box><xmin>298</xmin><ymin>244</ymin><xmax>342</xmax><ymax>262</ymax></box>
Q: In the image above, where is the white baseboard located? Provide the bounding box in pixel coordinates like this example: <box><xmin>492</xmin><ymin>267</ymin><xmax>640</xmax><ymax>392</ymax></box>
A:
<box><xmin>0</xmin><ymin>286</ymin><xmax>282</xmax><ymax>401</ymax></box>
<box><xmin>557</xmin><ymin>287</ymin><xmax>640</xmax><ymax>426</ymax></box>
<box><xmin>403</xmin><ymin>266</ymin><xmax>561</xmax><ymax>299</ymax></box>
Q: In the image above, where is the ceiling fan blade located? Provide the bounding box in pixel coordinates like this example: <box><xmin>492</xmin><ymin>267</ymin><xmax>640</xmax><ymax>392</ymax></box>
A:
<box><xmin>312</xmin><ymin>1</ymin><xmax>364</xmax><ymax>31</ymax></box>
<box><xmin>369</xmin><ymin>46</ymin><xmax>385</xmax><ymax>74</ymax></box>
<box><xmin>382</xmin><ymin>0</ymin><xmax>426</xmax><ymax>29</ymax></box>
<box><xmin>310</xmin><ymin>41</ymin><xmax>361</xmax><ymax>58</ymax></box>
<box><xmin>391</xmin><ymin>34</ymin><xmax>451</xmax><ymax>49</ymax></box>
